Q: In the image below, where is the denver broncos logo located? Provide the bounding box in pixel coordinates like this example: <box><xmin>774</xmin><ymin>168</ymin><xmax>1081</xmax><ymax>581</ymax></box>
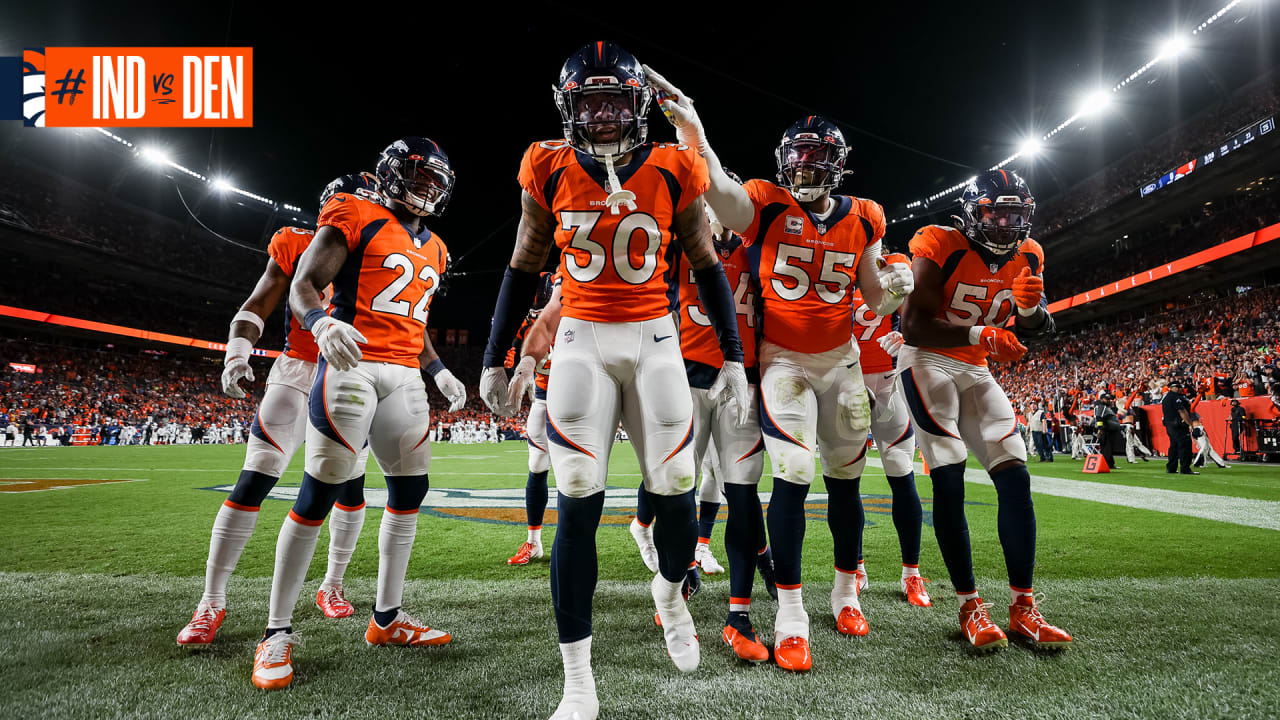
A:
<box><xmin>22</xmin><ymin>48</ymin><xmax>45</xmax><ymax>127</ymax></box>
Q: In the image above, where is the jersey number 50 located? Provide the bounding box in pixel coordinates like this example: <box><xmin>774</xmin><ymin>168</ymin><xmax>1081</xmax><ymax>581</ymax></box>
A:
<box><xmin>946</xmin><ymin>282</ymin><xmax>1014</xmax><ymax>327</ymax></box>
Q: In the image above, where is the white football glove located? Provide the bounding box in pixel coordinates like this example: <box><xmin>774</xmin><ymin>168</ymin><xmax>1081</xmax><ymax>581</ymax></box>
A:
<box><xmin>876</xmin><ymin>258</ymin><xmax>914</xmax><ymax>297</ymax></box>
<box><xmin>480</xmin><ymin>366</ymin><xmax>512</xmax><ymax>417</ymax></box>
<box><xmin>220</xmin><ymin>357</ymin><xmax>254</xmax><ymax>399</ymax></box>
<box><xmin>311</xmin><ymin>315</ymin><xmax>367</xmax><ymax>372</ymax></box>
<box><xmin>878</xmin><ymin>330</ymin><xmax>905</xmax><ymax>358</ymax></box>
<box><xmin>708</xmin><ymin>360</ymin><xmax>752</xmax><ymax>426</ymax></box>
<box><xmin>506</xmin><ymin>355</ymin><xmax>536</xmax><ymax>413</ymax></box>
<box><xmin>642</xmin><ymin>65</ymin><xmax>708</xmax><ymax>154</ymax></box>
<box><xmin>433</xmin><ymin>368</ymin><xmax>467</xmax><ymax>413</ymax></box>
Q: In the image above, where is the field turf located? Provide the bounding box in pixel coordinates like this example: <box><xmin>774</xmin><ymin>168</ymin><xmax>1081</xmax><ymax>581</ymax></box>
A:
<box><xmin>1</xmin><ymin>443</ymin><xmax>1277</xmax><ymax>719</ymax></box>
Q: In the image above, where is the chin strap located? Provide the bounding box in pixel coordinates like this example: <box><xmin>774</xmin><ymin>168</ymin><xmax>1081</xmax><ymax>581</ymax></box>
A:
<box><xmin>602</xmin><ymin>153</ymin><xmax>636</xmax><ymax>215</ymax></box>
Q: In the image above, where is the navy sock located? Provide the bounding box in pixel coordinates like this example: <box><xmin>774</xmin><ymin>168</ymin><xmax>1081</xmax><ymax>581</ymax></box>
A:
<box><xmin>525</xmin><ymin>470</ymin><xmax>549</xmax><ymax>527</ymax></box>
<box><xmin>697</xmin><ymin>500</ymin><xmax>720</xmax><ymax>541</ymax></box>
<box><xmin>550</xmin><ymin>491</ymin><xmax>605</xmax><ymax>643</ymax></box>
<box><xmin>373</xmin><ymin>607</ymin><xmax>399</xmax><ymax>627</ymax></box>
<box><xmin>722</xmin><ymin>484</ymin><xmax>761</xmax><ymax>602</ymax></box>
<box><xmin>823</xmin><ymin>475</ymin><xmax>863</xmax><ymax>573</ymax></box>
<box><xmin>887</xmin><ymin>472</ymin><xmax>923</xmax><ymax>566</ymax></box>
<box><xmin>928</xmin><ymin>463</ymin><xmax>976</xmax><ymax>593</ymax></box>
<box><xmin>649</xmin><ymin>489</ymin><xmax>697</xmax><ymax>584</ymax></box>
<box><xmin>989</xmin><ymin>464</ymin><xmax>1037</xmax><ymax>590</ymax></box>
<box><xmin>726</xmin><ymin>610</ymin><xmax>753</xmax><ymax>634</ymax></box>
<box><xmin>385</xmin><ymin>474</ymin><xmax>430</xmax><ymax>512</ymax></box>
<box><xmin>336</xmin><ymin>474</ymin><xmax>366</xmax><ymax>508</ymax></box>
<box><xmin>227</xmin><ymin>470</ymin><xmax>279</xmax><ymax>508</ymax></box>
<box><xmin>293</xmin><ymin>473</ymin><xmax>344</xmax><ymax>522</ymax></box>
<box><xmin>263</xmin><ymin>626</ymin><xmax>292</xmax><ymax>639</ymax></box>
<box><xmin>765</xmin><ymin>477</ymin><xmax>809</xmax><ymax>587</ymax></box>
<box><xmin>635</xmin><ymin>485</ymin><xmax>655</xmax><ymax>526</ymax></box>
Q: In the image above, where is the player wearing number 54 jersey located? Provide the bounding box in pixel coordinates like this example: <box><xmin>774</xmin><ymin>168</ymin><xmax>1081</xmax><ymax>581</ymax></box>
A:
<box><xmin>481</xmin><ymin>42</ymin><xmax>752</xmax><ymax>720</ymax></box>
<box><xmin>900</xmin><ymin>169</ymin><xmax>1071</xmax><ymax>652</ymax></box>
<box><xmin>252</xmin><ymin>138</ymin><xmax>465</xmax><ymax>690</ymax></box>
<box><xmin>648</xmin><ymin>66</ymin><xmax>915</xmax><ymax>672</ymax></box>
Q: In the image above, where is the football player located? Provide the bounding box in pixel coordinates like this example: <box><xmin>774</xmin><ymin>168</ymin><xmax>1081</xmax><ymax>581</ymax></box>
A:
<box><xmin>899</xmin><ymin>169</ymin><xmax>1071</xmax><ymax>650</ymax></box>
<box><xmin>177</xmin><ymin>174</ymin><xmax>386</xmax><ymax>648</ymax></box>
<box><xmin>506</xmin><ymin>271</ymin><xmax>559</xmax><ymax>565</ymax></box>
<box><xmin>251</xmin><ymin>138</ymin><xmax>466</xmax><ymax>690</ymax></box>
<box><xmin>480</xmin><ymin>43</ymin><xmax>752</xmax><ymax>720</ymax></box>
<box><xmin>647</xmin><ymin>69</ymin><xmax>913</xmax><ymax>672</ymax></box>
<box><xmin>851</xmin><ymin>254</ymin><xmax>932</xmax><ymax>608</ymax></box>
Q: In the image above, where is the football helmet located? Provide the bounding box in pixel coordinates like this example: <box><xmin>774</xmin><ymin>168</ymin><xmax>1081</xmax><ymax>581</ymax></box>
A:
<box><xmin>957</xmin><ymin>169</ymin><xmax>1035</xmax><ymax>256</ymax></box>
<box><xmin>319</xmin><ymin>171</ymin><xmax>383</xmax><ymax>209</ymax></box>
<box><xmin>775</xmin><ymin>116</ymin><xmax>849</xmax><ymax>203</ymax></box>
<box><xmin>374</xmin><ymin>137</ymin><xmax>455</xmax><ymax>217</ymax></box>
<box><xmin>554</xmin><ymin>41</ymin><xmax>652</xmax><ymax>157</ymax></box>
<box><xmin>533</xmin><ymin>271</ymin><xmax>557</xmax><ymax>311</ymax></box>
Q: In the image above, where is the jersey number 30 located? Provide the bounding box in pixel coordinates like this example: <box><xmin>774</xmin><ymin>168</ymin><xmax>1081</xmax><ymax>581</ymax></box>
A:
<box><xmin>560</xmin><ymin>211</ymin><xmax>663</xmax><ymax>285</ymax></box>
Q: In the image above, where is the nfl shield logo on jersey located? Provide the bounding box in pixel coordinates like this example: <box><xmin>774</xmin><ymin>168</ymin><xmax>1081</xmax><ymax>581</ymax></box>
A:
<box><xmin>989</xmin><ymin>263</ymin><xmax>1000</xmax><ymax>273</ymax></box>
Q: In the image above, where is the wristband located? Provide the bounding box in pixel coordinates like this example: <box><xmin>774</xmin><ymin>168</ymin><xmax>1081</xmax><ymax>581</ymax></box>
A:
<box><xmin>303</xmin><ymin>308</ymin><xmax>328</xmax><ymax>332</ymax></box>
<box><xmin>424</xmin><ymin>358</ymin><xmax>446</xmax><ymax>378</ymax></box>
<box><xmin>224</xmin><ymin>336</ymin><xmax>253</xmax><ymax>365</ymax></box>
<box><xmin>231</xmin><ymin>310</ymin><xmax>265</xmax><ymax>335</ymax></box>
<box><xmin>968</xmin><ymin>325</ymin><xmax>986</xmax><ymax>346</ymax></box>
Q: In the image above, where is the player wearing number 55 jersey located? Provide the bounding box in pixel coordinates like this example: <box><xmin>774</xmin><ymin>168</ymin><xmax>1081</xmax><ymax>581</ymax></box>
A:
<box><xmin>481</xmin><ymin>42</ymin><xmax>752</xmax><ymax>720</ymax></box>
<box><xmin>252</xmin><ymin>138</ymin><xmax>465</xmax><ymax>690</ymax></box>
<box><xmin>900</xmin><ymin>169</ymin><xmax>1071</xmax><ymax>651</ymax></box>
<box><xmin>648</xmin><ymin>67</ymin><xmax>915</xmax><ymax>672</ymax></box>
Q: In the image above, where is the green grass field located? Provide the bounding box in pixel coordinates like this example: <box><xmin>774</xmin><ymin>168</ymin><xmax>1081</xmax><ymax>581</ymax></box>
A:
<box><xmin>1</xmin><ymin>443</ymin><xmax>1278</xmax><ymax>719</ymax></box>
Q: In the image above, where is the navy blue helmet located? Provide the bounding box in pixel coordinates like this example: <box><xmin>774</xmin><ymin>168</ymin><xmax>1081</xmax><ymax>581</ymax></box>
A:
<box><xmin>957</xmin><ymin>169</ymin><xmax>1035</xmax><ymax>256</ymax></box>
<box><xmin>319</xmin><ymin>171</ymin><xmax>382</xmax><ymax>210</ymax></box>
<box><xmin>553</xmin><ymin>41</ymin><xmax>652</xmax><ymax>157</ymax></box>
<box><xmin>775</xmin><ymin>116</ymin><xmax>849</xmax><ymax>202</ymax></box>
<box><xmin>374</xmin><ymin>137</ymin><xmax>455</xmax><ymax>217</ymax></box>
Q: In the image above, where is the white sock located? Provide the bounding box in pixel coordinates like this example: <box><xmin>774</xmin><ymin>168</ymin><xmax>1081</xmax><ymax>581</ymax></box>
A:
<box><xmin>775</xmin><ymin>586</ymin><xmax>809</xmax><ymax>639</ymax></box>
<box><xmin>1011</xmin><ymin>587</ymin><xmax>1034</xmax><ymax>604</ymax></box>
<box><xmin>267</xmin><ymin>513</ymin><xmax>324</xmax><ymax>629</ymax></box>
<box><xmin>558</xmin><ymin>636</ymin><xmax>597</xmax><ymax>707</ymax></box>
<box><xmin>376</xmin><ymin>510</ymin><xmax>419</xmax><ymax>612</ymax></box>
<box><xmin>856</xmin><ymin>560</ymin><xmax>866</xmax><ymax>574</ymax></box>
<box><xmin>957</xmin><ymin>590</ymin><xmax>980</xmax><ymax>603</ymax></box>
<box><xmin>324</xmin><ymin>504</ymin><xmax>366</xmax><ymax>587</ymax></box>
<box><xmin>527</xmin><ymin>526</ymin><xmax>542</xmax><ymax>545</ymax></box>
<box><xmin>831</xmin><ymin>568</ymin><xmax>861</xmax><ymax>616</ymax></box>
<box><xmin>200</xmin><ymin>503</ymin><xmax>259</xmax><ymax>607</ymax></box>
<box><xmin>902</xmin><ymin>564</ymin><xmax>921</xmax><ymax>579</ymax></box>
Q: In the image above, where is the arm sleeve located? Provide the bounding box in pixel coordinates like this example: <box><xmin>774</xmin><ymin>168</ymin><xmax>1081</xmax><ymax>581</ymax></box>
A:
<box><xmin>482</xmin><ymin>266</ymin><xmax>543</xmax><ymax>368</ymax></box>
<box><xmin>317</xmin><ymin>196</ymin><xmax>364</xmax><ymax>251</ymax></box>
<box><xmin>691</xmin><ymin>261</ymin><xmax>745</xmax><ymax>363</ymax></box>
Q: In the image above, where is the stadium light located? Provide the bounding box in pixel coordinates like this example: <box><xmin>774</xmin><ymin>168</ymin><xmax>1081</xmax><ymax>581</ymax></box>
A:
<box><xmin>211</xmin><ymin>178</ymin><xmax>233</xmax><ymax>193</ymax></box>
<box><xmin>1019</xmin><ymin>138</ymin><xmax>1043</xmax><ymax>158</ymax></box>
<box><xmin>1159</xmin><ymin>34</ymin><xmax>1190</xmax><ymax>60</ymax></box>
<box><xmin>1078</xmin><ymin>89</ymin><xmax>1114</xmax><ymax>117</ymax></box>
<box><xmin>139</xmin><ymin>147</ymin><xmax>170</xmax><ymax>166</ymax></box>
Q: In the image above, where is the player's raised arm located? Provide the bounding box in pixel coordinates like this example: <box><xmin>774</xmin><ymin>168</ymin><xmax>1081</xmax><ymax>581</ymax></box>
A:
<box><xmin>644</xmin><ymin>65</ymin><xmax>754</xmax><ymax>234</ymax></box>
<box><xmin>221</xmin><ymin>255</ymin><xmax>290</xmax><ymax>399</ymax></box>
<box><xmin>291</xmin><ymin>226</ymin><xmax>367</xmax><ymax>372</ymax></box>
<box><xmin>480</xmin><ymin>190</ymin><xmax>557</xmax><ymax>415</ymax></box>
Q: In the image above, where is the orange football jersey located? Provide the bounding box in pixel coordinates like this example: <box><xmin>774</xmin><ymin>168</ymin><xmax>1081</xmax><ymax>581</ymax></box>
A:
<box><xmin>851</xmin><ymin>252</ymin><xmax>909</xmax><ymax>373</ymax></box>
<box><xmin>908</xmin><ymin>225</ymin><xmax>1045</xmax><ymax>367</ymax></box>
<box><xmin>678</xmin><ymin>235</ymin><xmax>757</xmax><ymax>369</ymax></box>
<box><xmin>741</xmin><ymin>179</ymin><xmax>885</xmax><ymax>353</ymax></box>
<box><xmin>268</xmin><ymin>226</ymin><xmax>325</xmax><ymax>363</ymax></box>
<box><xmin>517</xmin><ymin>140</ymin><xmax>710</xmax><ymax>323</ymax></box>
<box><xmin>317</xmin><ymin>193</ymin><xmax>448</xmax><ymax>368</ymax></box>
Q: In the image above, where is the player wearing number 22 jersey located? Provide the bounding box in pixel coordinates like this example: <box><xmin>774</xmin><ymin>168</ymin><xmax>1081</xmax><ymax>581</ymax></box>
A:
<box><xmin>900</xmin><ymin>169</ymin><xmax>1071</xmax><ymax>652</ymax></box>
<box><xmin>480</xmin><ymin>43</ymin><xmax>752</xmax><ymax>720</ymax></box>
<box><xmin>253</xmin><ymin>138</ymin><xmax>463</xmax><ymax>691</ymax></box>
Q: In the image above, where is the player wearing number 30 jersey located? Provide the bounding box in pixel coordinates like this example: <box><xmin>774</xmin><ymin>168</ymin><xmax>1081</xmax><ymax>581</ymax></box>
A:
<box><xmin>900</xmin><ymin>169</ymin><xmax>1071</xmax><ymax>652</ymax></box>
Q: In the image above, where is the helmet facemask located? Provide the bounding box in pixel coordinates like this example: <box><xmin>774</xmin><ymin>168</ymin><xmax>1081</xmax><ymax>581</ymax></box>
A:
<box><xmin>776</xmin><ymin>136</ymin><xmax>847</xmax><ymax>203</ymax></box>
<box><xmin>555</xmin><ymin>81</ymin><xmax>650</xmax><ymax>158</ymax></box>
<box><xmin>961</xmin><ymin>196</ymin><xmax>1034</xmax><ymax>255</ymax></box>
<box><xmin>383</xmin><ymin>154</ymin><xmax>454</xmax><ymax>217</ymax></box>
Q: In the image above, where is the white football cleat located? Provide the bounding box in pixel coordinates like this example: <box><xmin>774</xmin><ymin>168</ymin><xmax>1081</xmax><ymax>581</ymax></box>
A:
<box><xmin>629</xmin><ymin>518</ymin><xmax>659</xmax><ymax>573</ymax></box>
<box><xmin>548</xmin><ymin>691</ymin><xmax>599</xmax><ymax>720</ymax></box>
<box><xmin>695</xmin><ymin>542</ymin><xmax>724</xmax><ymax>575</ymax></box>
<box><xmin>651</xmin><ymin>574</ymin><xmax>699</xmax><ymax>672</ymax></box>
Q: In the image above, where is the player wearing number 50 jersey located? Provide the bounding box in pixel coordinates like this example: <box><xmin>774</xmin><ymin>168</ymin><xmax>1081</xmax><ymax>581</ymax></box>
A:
<box><xmin>900</xmin><ymin>169</ymin><xmax>1071</xmax><ymax>651</ymax></box>
<box><xmin>480</xmin><ymin>42</ymin><xmax>752</xmax><ymax>720</ymax></box>
<box><xmin>648</xmin><ymin>67</ymin><xmax>914</xmax><ymax>672</ymax></box>
<box><xmin>176</xmin><ymin>175</ymin><xmax>381</xmax><ymax>650</ymax></box>
<box><xmin>252</xmin><ymin>138</ymin><xmax>465</xmax><ymax>690</ymax></box>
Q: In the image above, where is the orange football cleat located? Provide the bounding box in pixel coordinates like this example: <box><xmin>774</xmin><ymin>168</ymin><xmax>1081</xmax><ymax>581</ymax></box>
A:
<box><xmin>1008</xmin><ymin>595</ymin><xmax>1073</xmax><ymax>648</ymax></box>
<box><xmin>959</xmin><ymin>597</ymin><xmax>1008</xmax><ymax>651</ymax></box>
<box><xmin>365</xmin><ymin>610</ymin><xmax>452</xmax><ymax>647</ymax></box>
<box><xmin>507</xmin><ymin>541</ymin><xmax>543</xmax><ymax>565</ymax></box>
<box><xmin>773</xmin><ymin>635</ymin><xmax>812</xmax><ymax>672</ymax></box>
<box><xmin>722</xmin><ymin>623</ymin><xmax>769</xmax><ymax>664</ymax></box>
<box><xmin>902</xmin><ymin>575</ymin><xmax>933</xmax><ymax>607</ymax></box>
<box><xmin>252</xmin><ymin>631</ymin><xmax>300</xmax><ymax>690</ymax></box>
<box><xmin>835</xmin><ymin>605</ymin><xmax>869</xmax><ymax>636</ymax></box>
<box><xmin>315</xmin><ymin>584</ymin><xmax>355</xmax><ymax>619</ymax></box>
<box><xmin>176</xmin><ymin>603</ymin><xmax>226</xmax><ymax>647</ymax></box>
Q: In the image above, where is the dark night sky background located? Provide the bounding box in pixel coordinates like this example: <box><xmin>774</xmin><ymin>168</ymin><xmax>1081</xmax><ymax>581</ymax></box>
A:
<box><xmin>3</xmin><ymin>1</ymin><xmax>1277</xmax><ymax>334</ymax></box>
